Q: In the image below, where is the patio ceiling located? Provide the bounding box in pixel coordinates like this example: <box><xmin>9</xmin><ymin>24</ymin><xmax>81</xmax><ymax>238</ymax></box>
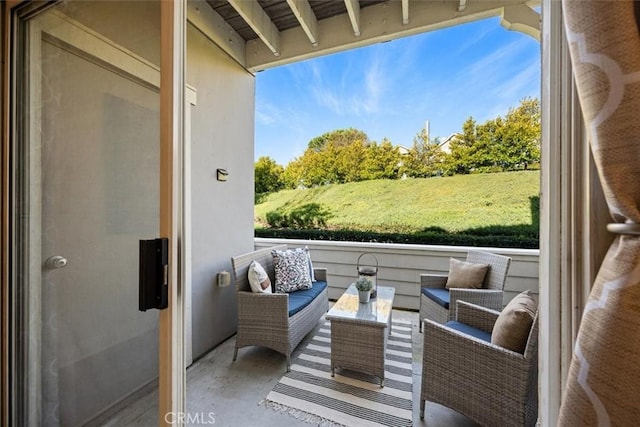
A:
<box><xmin>189</xmin><ymin>0</ymin><xmax>540</xmax><ymax>72</ymax></box>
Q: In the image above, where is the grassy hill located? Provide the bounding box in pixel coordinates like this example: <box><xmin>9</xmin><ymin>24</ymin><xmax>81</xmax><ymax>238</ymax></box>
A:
<box><xmin>255</xmin><ymin>170</ymin><xmax>540</xmax><ymax>234</ymax></box>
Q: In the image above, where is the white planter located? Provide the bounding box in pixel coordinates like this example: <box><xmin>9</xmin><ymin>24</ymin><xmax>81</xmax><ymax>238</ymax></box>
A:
<box><xmin>358</xmin><ymin>290</ymin><xmax>371</xmax><ymax>303</ymax></box>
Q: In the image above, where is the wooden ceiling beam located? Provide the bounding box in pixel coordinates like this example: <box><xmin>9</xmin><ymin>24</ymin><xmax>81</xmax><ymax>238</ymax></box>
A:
<box><xmin>286</xmin><ymin>0</ymin><xmax>319</xmax><ymax>46</ymax></box>
<box><xmin>344</xmin><ymin>0</ymin><xmax>361</xmax><ymax>37</ymax></box>
<box><xmin>401</xmin><ymin>0</ymin><xmax>409</xmax><ymax>25</ymax></box>
<box><xmin>227</xmin><ymin>0</ymin><xmax>281</xmax><ymax>56</ymax></box>
<box><xmin>245</xmin><ymin>0</ymin><xmax>538</xmax><ymax>72</ymax></box>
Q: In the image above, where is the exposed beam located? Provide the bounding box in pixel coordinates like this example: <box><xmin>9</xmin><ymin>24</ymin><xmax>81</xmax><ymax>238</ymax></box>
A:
<box><xmin>501</xmin><ymin>4</ymin><xmax>541</xmax><ymax>40</ymax></box>
<box><xmin>247</xmin><ymin>0</ymin><xmax>532</xmax><ymax>72</ymax></box>
<box><xmin>286</xmin><ymin>0</ymin><xmax>319</xmax><ymax>47</ymax></box>
<box><xmin>401</xmin><ymin>0</ymin><xmax>409</xmax><ymax>25</ymax></box>
<box><xmin>227</xmin><ymin>0</ymin><xmax>280</xmax><ymax>56</ymax></box>
<box><xmin>458</xmin><ymin>0</ymin><xmax>468</xmax><ymax>12</ymax></box>
<box><xmin>344</xmin><ymin>0</ymin><xmax>361</xmax><ymax>37</ymax></box>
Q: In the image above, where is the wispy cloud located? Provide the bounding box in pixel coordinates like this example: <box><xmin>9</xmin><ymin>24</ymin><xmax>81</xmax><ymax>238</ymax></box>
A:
<box><xmin>441</xmin><ymin>37</ymin><xmax>538</xmax><ymax>105</ymax></box>
<box><xmin>386</xmin><ymin>36</ymin><xmax>423</xmax><ymax>77</ymax></box>
<box><xmin>493</xmin><ymin>59</ymin><xmax>540</xmax><ymax>100</ymax></box>
<box><xmin>451</xmin><ymin>22</ymin><xmax>496</xmax><ymax>56</ymax></box>
<box><xmin>255</xmin><ymin>102</ymin><xmax>278</xmax><ymax>125</ymax></box>
<box><xmin>301</xmin><ymin>38</ymin><xmax>431</xmax><ymax>119</ymax></box>
<box><xmin>255</xmin><ymin>97</ymin><xmax>309</xmax><ymax>136</ymax></box>
<box><xmin>255</xmin><ymin>18</ymin><xmax>541</xmax><ymax>164</ymax></box>
<box><xmin>309</xmin><ymin>54</ymin><xmax>387</xmax><ymax>116</ymax></box>
<box><xmin>349</xmin><ymin>56</ymin><xmax>385</xmax><ymax>114</ymax></box>
<box><xmin>465</xmin><ymin>38</ymin><xmax>530</xmax><ymax>77</ymax></box>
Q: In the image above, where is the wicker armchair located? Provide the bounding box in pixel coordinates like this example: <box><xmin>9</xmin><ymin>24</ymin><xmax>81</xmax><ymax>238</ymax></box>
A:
<box><xmin>419</xmin><ymin>250</ymin><xmax>511</xmax><ymax>329</ymax></box>
<box><xmin>420</xmin><ymin>301</ymin><xmax>539</xmax><ymax>426</ymax></box>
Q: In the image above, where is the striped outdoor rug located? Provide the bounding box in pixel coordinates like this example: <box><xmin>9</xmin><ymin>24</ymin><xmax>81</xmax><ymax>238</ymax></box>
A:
<box><xmin>264</xmin><ymin>318</ymin><xmax>414</xmax><ymax>427</ymax></box>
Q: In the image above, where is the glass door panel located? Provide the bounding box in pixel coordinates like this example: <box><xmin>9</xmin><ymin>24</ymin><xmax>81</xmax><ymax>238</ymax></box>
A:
<box><xmin>17</xmin><ymin>2</ymin><xmax>164</xmax><ymax>425</ymax></box>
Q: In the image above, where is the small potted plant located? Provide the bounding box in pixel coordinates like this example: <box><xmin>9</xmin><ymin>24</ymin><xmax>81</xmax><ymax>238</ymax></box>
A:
<box><xmin>355</xmin><ymin>277</ymin><xmax>373</xmax><ymax>303</ymax></box>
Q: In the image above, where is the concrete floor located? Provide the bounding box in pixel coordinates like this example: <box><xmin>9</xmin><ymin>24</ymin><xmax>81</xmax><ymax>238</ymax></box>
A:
<box><xmin>100</xmin><ymin>309</ymin><xmax>477</xmax><ymax>426</ymax></box>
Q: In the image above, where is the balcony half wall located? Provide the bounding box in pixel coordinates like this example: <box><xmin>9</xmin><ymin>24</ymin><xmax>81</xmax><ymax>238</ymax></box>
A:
<box><xmin>255</xmin><ymin>238</ymin><xmax>539</xmax><ymax>310</ymax></box>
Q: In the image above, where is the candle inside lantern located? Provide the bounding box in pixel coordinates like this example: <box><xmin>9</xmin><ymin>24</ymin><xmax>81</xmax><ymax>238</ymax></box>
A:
<box><xmin>357</xmin><ymin>252</ymin><xmax>378</xmax><ymax>299</ymax></box>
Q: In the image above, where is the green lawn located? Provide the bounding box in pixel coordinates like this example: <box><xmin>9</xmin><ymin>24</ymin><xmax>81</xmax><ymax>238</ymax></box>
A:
<box><xmin>255</xmin><ymin>170</ymin><xmax>540</xmax><ymax>233</ymax></box>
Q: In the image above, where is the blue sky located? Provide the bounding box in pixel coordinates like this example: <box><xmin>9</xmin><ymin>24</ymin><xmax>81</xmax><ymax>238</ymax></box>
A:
<box><xmin>255</xmin><ymin>16</ymin><xmax>540</xmax><ymax>166</ymax></box>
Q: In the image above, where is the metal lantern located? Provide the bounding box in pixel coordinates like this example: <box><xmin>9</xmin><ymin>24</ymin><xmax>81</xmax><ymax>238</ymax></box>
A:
<box><xmin>357</xmin><ymin>253</ymin><xmax>378</xmax><ymax>298</ymax></box>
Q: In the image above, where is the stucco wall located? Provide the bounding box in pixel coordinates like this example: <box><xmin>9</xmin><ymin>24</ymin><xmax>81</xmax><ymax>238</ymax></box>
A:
<box><xmin>57</xmin><ymin>1</ymin><xmax>161</xmax><ymax>65</ymax></box>
<box><xmin>187</xmin><ymin>23</ymin><xmax>256</xmax><ymax>360</ymax></box>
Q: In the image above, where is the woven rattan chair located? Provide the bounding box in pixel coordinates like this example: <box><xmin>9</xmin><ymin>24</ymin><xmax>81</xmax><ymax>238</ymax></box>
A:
<box><xmin>419</xmin><ymin>250</ymin><xmax>511</xmax><ymax>329</ymax></box>
<box><xmin>420</xmin><ymin>301</ymin><xmax>539</xmax><ymax>426</ymax></box>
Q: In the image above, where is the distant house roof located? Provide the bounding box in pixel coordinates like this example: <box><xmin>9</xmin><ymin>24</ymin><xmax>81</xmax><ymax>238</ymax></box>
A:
<box><xmin>438</xmin><ymin>134</ymin><xmax>459</xmax><ymax>154</ymax></box>
<box><xmin>397</xmin><ymin>136</ymin><xmax>458</xmax><ymax>155</ymax></box>
<box><xmin>397</xmin><ymin>145</ymin><xmax>410</xmax><ymax>155</ymax></box>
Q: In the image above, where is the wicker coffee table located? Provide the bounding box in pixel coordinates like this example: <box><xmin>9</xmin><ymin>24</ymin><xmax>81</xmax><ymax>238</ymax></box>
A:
<box><xmin>326</xmin><ymin>284</ymin><xmax>395</xmax><ymax>387</ymax></box>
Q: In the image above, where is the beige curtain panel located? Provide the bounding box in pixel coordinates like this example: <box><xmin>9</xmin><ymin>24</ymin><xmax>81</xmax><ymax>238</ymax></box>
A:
<box><xmin>560</xmin><ymin>1</ymin><xmax>640</xmax><ymax>425</ymax></box>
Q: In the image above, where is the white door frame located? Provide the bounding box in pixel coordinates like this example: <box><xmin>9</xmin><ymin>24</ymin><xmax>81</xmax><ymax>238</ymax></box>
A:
<box><xmin>159</xmin><ymin>1</ymin><xmax>186</xmax><ymax>422</ymax></box>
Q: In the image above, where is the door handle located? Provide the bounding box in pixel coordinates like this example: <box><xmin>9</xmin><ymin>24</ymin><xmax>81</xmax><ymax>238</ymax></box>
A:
<box><xmin>45</xmin><ymin>255</ymin><xmax>68</xmax><ymax>269</ymax></box>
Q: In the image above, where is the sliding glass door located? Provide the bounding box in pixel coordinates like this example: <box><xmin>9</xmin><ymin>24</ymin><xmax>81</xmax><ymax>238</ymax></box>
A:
<box><xmin>9</xmin><ymin>1</ymin><xmax>183</xmax><ymax>425</ymax></box>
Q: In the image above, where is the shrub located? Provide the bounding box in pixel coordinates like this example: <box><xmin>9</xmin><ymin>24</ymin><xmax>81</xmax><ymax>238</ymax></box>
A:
<box><xmin>265</xmin><ymin>203</ymin><xmax>331</xmax><ymax>229</ymax></box>
<box><xmin>255</xmin><ymin>227</ymin><xmax>538</xmax><ymax>249</ymax></box>
<box><xmin>265</xmin><ymin>211</ymin><xmax>287</xmax><ymax>228</ymax></box>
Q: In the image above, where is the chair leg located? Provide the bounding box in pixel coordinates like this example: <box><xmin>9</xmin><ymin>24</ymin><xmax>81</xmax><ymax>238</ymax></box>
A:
<box><xmin>286</xmin><ymin>356</ymin><xmax>291</xmax><ymax>372</ymax></box>
<box><xmin>232</xmin><ymin>348</ymin><xmax>238</xmax><ymax>362</ymax></box>
<box><xmin>420</xmin><ymin>400</ymin><xmax>425</xmax><ymax>419</ymax></box>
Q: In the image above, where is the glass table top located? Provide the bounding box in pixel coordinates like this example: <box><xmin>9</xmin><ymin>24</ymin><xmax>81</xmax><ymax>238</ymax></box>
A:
<box><xmin>326</xmin><ymin>284</ymin><xmax>395</xmax><ymax>326</ymax></box>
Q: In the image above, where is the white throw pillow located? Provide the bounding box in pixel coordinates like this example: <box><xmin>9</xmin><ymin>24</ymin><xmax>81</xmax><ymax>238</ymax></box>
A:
<box><xmin>248</xmin><ymin>260</ymin><xmax>272</xmax><ymax>293</ymax></box>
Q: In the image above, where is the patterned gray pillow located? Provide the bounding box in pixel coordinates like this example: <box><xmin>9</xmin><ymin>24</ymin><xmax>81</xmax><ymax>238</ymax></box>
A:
<box><xmin>272</xmin><ymin>248</ymin><xmax>313</xmax><ymax>293</ymax></box>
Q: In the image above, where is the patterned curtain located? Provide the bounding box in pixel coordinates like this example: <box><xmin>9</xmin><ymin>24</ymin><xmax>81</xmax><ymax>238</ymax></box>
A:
<box><xmin>559</xmin><ymin>1</ymin><xmax>640</xmax><ymax>425</ymax></box>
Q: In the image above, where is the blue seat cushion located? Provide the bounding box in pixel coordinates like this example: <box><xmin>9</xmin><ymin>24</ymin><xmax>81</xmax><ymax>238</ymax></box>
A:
<box><xmin>287</xmin><ymin>281</ymin><xmax>327</xmax><ymax>317</ymax></box>
<box><xmin>421</xmin><ymin>288</ymin><xmax>450</xmax><ymax>309</ymax></box>
<box><xmin>445</xmin><ymin>320</ymin><xmax>492</xmax><ymax>343</ymax></box>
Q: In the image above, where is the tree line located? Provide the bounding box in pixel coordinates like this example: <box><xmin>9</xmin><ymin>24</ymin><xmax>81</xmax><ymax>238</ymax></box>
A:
<box><xmin>255</xmin><ymin>98</ymin><xmax>540</xmax><ymax>194</ymax></box>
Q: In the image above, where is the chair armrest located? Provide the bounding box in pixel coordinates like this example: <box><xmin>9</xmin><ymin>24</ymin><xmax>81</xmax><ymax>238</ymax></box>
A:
<box><xmin>237</xmin><ymin>291</ymin><xmax>289</xmax><ymax>330</ymax></box>
<box><xmin>313</xmin><ymin>267</ymin><xmax>327</xmax><ymax>282</ymax></box>
<box><xmin>423</xmin><ymin>319</ymin><xmax>533</xmax><ymax>390</ymax></box>
<box><xmin>420</xmin><ymin>274</ymin><xmax>448</xmax><ymax>289</ymax></box>
<box><xmin>455</xmin><ymin>301</ymin><xmax>500</xmax><ymax>334</ymax></box>
<box><xmin>448</xmin><ymin>288</ymin><xmax>504</xmax><ymax>320</ymax></box>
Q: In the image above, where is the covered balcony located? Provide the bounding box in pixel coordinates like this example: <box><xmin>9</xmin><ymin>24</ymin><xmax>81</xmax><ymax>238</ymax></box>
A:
<box><xmin>5</xmin><ymin>0</ymin><xmax>630</xmax><ymax>426</ymax></box>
